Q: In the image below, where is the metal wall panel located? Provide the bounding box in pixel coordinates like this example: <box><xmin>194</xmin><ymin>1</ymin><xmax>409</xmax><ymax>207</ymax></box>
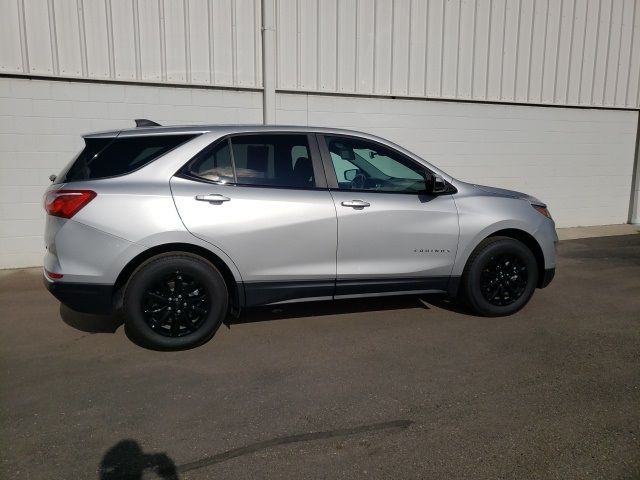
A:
<box><xmin>0</xmin><ymin>0</ymin><xmax>262</xmax><ymax>88</ymax></box>
<box><xmin>0</xmin><ymin>0</ymin><xmax>23</xmax><ymax>73</ymax></box>
<box><xmin>275</xmin><ymin>0</ymin><xmax>640</xmax><ymax>108</ymax></box>
<box><xmin>0</xmin><ymin>0</ymin><xmax>639</xmax><ymax>107</ymax></box>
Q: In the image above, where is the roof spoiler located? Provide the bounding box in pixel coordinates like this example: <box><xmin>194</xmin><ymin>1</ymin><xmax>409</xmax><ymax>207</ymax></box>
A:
<box><xmin>135</xmin><ymin>119</ymin><xmax>161</xmax><ymax>127</ymax></box>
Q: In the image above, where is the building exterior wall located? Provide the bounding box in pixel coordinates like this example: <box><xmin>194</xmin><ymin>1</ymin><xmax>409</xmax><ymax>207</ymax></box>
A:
<box><xmin>2</xmin><ymin>0</ymin><xmax>639</xmax><ymax>108</ymax></box>
<box><xmin>0</xmin><ymin>0</ymin><xmax>263</xmax><ymax>88</ymax></box>
<box><xmin>277</xmin><ymin>0</ymin><xmax>640</xmax><ymax>109</ymax></box>
<box><xmin>0</xmin><ymin>76</ymin><xmax>262</xmax><ymax>268</ymax></box>
<box><xmin>275</xmin><ymin>92</ymin><xmax>638</xmax><ymax>228</ymax></box>
<box><xmin>1</xmin><ymin>0</ymin><xmax>639</xmax><ymax>269</ymax></box>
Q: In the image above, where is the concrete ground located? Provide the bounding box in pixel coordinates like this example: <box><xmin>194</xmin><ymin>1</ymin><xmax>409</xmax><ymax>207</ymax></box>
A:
<box><xmin>1</xmin><ymin>234</ymin><xmax>639</xmax><ymax>480</ymax></box>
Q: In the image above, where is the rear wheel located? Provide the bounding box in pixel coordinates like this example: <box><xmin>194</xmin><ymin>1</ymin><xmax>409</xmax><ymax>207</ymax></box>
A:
<box><xmin>123</xmin><ymin>253</ymin><xmax>228</xmax><ymax>350</ymax></box>
<box><xmin>461</xmin><ymin>236</ymin><xmax>538</xmax><ymax>316</ymax></box>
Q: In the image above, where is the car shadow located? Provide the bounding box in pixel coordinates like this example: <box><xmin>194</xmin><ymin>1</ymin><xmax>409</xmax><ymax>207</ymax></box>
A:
<box><xmin>58</xmin><ymin>294</ymin><xmax>476</xmax><ymax>340</ymax></box>
<box><xmin>234</xmin><ymin>293</ymin><xmax>475</xmax><ymax>324</ymax></box>
<box><xmin>59</xmin><ymin>304</ymin><xmax>123</xmax><ymax>333</ymax></box>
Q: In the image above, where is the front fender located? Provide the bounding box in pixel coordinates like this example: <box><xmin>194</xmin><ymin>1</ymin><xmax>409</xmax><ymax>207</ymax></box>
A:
<box><xmin>451</xmin><ymin>196</ymin><xmax>557</xmax><ymax>278</ymax></box>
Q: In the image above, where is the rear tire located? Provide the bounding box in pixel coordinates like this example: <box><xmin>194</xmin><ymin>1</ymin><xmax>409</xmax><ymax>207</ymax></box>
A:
<box><xmin>123</xmin><ymin>253</ymin><xmax>228</xmax><ymax>350</ymax></box>
<box><xmin>461</xmin><ymin>236</ymin><xmax>538</xmax><ymax>317</ymax></box>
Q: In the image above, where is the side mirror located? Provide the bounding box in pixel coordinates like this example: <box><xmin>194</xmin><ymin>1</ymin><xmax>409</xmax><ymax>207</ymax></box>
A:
<box><xmin>343</xmin><ymin>169</ymin><xmax>358</xmax><ymax>181</ymax></box>
<box><xmin>426</xmin><ymin>174</ymin><xmax>448</xmax><ymax>194</ymax></box>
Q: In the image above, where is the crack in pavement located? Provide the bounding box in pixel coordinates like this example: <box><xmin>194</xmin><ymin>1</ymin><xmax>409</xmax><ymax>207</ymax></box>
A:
<box><xmin>175</xmin><ymin>419</ymin><xmax>414</xmax><ymax>474</ymax></box>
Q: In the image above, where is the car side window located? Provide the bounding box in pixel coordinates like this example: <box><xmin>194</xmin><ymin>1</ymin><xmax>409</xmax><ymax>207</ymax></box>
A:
<box><xmin>184</xmin><ymin>139</ymin><xmax>235</xmax><ymax>183</ymax></box>
<box><xmin>185</xmin><ymin>134</ymin><xmax>315</xmax><ymax>188</ymax></box>
<box><xmin>324</xmin><ymin>136</ymin><xmax>427</xmax><ymax>193</ymax></box>
<box><xmin>231</xmin><ymin>134</ymin><xmax>314</xmax><ymax>188</ymax></box>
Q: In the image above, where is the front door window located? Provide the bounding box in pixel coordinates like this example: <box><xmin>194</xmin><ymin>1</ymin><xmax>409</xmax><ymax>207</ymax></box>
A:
<box><xmin>323</xmin><ymin>136</ymin><xmax>427</xmax><ymax>193</ymax></box>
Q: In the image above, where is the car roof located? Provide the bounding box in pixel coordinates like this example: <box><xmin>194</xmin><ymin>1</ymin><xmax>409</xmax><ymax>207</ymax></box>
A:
<box><xmin>83</xmin><ymin>124</ymin><xmax>372</xmax><ymax>139</ymax></box>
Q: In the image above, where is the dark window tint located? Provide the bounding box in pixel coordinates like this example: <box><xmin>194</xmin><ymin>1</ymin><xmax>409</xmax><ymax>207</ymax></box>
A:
<box><xmin>231</xmin><ymin>134</ymin><xmax>314</xmax><ymax>188</ymax></box>
<box><xmin>184</xmin><ymin>139</ymin><xmax>234</xmax><ymax>184</ymax></box>
<box><xmin>60</xmin><ymin>134</ymin><xmax>196</xmax><ymax>182</ymax></box>
<box><xmin>324</xmin><ymin>136</ymin><xmax>427</xmax><ymax>193</ymax></box>
<box><xmin>184</xmin><ymin>134</ymin><xmax>315</xmax><ymax>188</ymax></box>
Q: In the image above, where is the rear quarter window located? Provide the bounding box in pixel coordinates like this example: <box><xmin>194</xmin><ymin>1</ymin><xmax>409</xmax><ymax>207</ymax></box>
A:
<box><xmin>58</xmin><ymin>134</ymin><xmax>196</xmax><ymax>183</ymax></box>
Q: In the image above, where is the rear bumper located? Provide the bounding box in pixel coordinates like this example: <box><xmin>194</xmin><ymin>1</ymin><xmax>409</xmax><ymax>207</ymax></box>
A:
<box><xmin>43</xmin><ymin>276</ymin><xmax>113</xmax><ymax>314</ymax></box>
<box><xmin>539</xmin><ymin>267</ymin><xmax>555</xmax><ymax>288</ymax></box>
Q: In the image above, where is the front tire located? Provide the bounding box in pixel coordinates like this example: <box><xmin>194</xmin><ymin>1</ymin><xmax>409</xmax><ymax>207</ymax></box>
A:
<box><xmin>461</xmin><ymin>236</ymin><xmax>538</xmax><ymax>317</ymax></box>
<box><xmin>123</xmin><ymin>253</ymin><xmax>228</xmax><ymax>350</ymax></box>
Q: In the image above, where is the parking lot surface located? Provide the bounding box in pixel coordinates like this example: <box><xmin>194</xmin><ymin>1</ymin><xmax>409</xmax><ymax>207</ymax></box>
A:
<box><xmin>1</xmin><ymin>234</ymin><xmax>639</xmax><ymax>479</ymax></box>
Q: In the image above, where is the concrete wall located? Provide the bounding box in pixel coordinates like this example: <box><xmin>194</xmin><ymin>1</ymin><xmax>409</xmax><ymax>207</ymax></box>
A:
<box><xmin>275</xmin><ymin>92</ymin><xmax>638</xmax><ymax>228</ymax></box>
<box><xmin>0</xmin><ymin>76</ymin><xmax>638</xmax><ymax>269</ymax></box>
<box><xmin>0</xmin><ymin>76</ymin><xmax>262</xmax><ymax>268</ymax></box>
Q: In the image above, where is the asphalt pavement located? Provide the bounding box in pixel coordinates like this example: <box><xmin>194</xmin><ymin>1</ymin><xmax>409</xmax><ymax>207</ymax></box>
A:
<box><xmin>1</xmin><ymin>234</ymin><xmax>639</xmax><ymax>479</ymax></box>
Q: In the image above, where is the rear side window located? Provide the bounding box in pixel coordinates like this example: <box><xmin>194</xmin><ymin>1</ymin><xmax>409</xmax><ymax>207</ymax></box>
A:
<box><xmin>184</xmin><ymin>134</ymin><xmax>315</xmax><ymax>188</ymax></box>
<box><xmin>59</xmin><ymin>134</ymin><xmax>196</xmax><ymax>183</ymax></box>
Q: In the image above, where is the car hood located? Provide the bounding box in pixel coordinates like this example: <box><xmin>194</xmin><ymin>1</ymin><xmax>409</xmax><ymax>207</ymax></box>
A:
<box><xmin>473</xmin><ymin>184</ymin><xmax>545</xmax><ymax>206</ymax></box>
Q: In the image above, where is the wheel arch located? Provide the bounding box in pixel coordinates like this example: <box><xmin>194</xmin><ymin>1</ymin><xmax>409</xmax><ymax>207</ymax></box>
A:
<box><xmin>113</xmin><ymin>243</ymin><xmax>244</xmax><ymax>314</ymax></box>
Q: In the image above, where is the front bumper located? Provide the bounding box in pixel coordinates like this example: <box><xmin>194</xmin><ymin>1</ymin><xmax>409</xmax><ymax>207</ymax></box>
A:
<box><xmin>44</xmin><ymin>276</ymin><xmax>114</xmax><ymax>314</ymax></box>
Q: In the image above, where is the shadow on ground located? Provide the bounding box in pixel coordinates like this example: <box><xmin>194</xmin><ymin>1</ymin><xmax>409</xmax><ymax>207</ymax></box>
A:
<box><xmin>59</xmin><ymin>293</ymin><xmax>475</xmax><ymax>337</ymax></box>
<box><xmin>60</xmin><ymin>304</ymin><xmax>123</xmax><ymax>333</ymax></box>
<box><xmin>99</xmin><ymin>440</ymin><xmax>178</xmax><ymax>480</ymax></box>
<box><xmin>99</xmin><ymin>420</ymin><xmax>413</xmax><ymax>479</ymax></box>
<box><xmin>235</xmin><ymin>294</ymin><xmax>478</xmax><ymax>323</ymax></box>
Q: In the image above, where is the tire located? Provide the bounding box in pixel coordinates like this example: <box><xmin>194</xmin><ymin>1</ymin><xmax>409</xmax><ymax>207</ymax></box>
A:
<box><xmin>123</xmin><ymin>253</ymin><xmax>228</xmax><ymax>350</ymax></box>
<box><xmin>460</xmin><ymin>236</ymin><xmax>538</xmax><ymax>317</ymax></box>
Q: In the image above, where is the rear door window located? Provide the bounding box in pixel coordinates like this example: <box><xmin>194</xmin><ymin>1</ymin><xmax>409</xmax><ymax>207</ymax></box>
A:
<box><xmin>184</xmin><ymin>134</ymin><xmax>317</xmax><ymax>189</ymax></box>
<box><xmin>59</xmin><ymin>134</ymin><xmax>196</xmax><ymax>183</ymax></box>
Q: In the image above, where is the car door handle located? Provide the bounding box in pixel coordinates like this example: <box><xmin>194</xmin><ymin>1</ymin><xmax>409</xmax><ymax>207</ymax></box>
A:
<box><xmin>195</xmin><ymin>194</ymin><xmax>230</xmax><ymax>203</ymax></box>
<box><xmin>341</xmin><ymin>200</ymin><xmax>370</xmax><ymax>208</ymax></box>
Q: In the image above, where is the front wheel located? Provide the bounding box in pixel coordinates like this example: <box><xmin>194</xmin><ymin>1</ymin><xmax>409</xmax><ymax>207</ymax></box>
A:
<box><xmin>461</xmin><ymin>236</ymin><xmax>538</xmax><ymax>317</ymax></box>
<box><xmin>123</xmin><ymin>253</ymin><xmax>228</xmax><ymax>350</ymax></box>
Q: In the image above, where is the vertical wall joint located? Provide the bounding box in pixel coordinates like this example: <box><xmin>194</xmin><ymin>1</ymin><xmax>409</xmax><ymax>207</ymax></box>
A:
<box><xmin>262</xmin><ymin>0</ymin><xmax>276</xmax><ymax>124</ymax></box>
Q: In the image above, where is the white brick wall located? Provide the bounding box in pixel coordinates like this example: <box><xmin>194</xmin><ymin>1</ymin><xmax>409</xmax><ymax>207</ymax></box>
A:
<box><xmin>0</xmin><ymin>77</ymin><xmax>638</xmax><ymax>269</ymax></box>
<box><xmin>0</xmin><ymin>77</ymin><xmax>262</xmax><ymax>268</ymax></box>
<box><xmin>276</xmin><ymin>93</ymin><xmax>638</xmax><ymax>229</ymax></box>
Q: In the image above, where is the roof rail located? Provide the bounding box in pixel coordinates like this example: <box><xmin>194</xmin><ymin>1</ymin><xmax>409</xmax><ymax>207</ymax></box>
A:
<box><xmin>135</xmin><ymin>119</ymin><xmax>161</xmax><ymax>127</ymax></box>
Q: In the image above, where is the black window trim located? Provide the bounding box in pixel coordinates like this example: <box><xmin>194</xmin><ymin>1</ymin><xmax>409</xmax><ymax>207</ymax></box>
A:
<box><xmin>315</xmin><ymin>133</ymin><xmax>435</xmax><ymax>195</ymax></box>
<box><xmin>177</xmin><ymin>132</ymin><xmax>328</xmax><ymax>190</ymax></box>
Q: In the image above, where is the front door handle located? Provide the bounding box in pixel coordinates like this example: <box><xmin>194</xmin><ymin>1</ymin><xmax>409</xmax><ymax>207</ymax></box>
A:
<box><xmin>341</xmin><ymin>200</ymin><xmax>370</xmax><ymax>208</ymax></box>
<box><xmin>195</xmin><ymin>194</ymin><xmax>230</xmax><ymax>203</ymax></box>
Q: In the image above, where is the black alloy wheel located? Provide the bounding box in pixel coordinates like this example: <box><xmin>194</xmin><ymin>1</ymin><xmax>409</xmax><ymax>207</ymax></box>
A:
<box><xmin>479</xmin><ymin>253</ymin><xmax>529</xmax><ymax>306</ymax></box>
<box><xmin>461</xmin><ymin>236</ymin><xmax>538</xmax><ymax>316</ymax></box>
<box><xmin>123</xmin><ymin>253</ymin><xmax>228</xmax><ymax>350</ymax></box>
<box><xmin>142</xmin><ymin>270</ymin><xmax>210</xmax><ymax>337</ymax></box>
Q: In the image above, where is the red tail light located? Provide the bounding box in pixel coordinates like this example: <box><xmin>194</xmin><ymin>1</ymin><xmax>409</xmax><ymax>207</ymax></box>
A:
<box><xmin>44</xmin><ymin>190</ymin><xmax>96</xmax><ymax>218</ymax></box>
<box><xmin>44</xmin><ymin>269</ymin><xmax>63</xmax><ymax>279</ymax></box>
<box><xmin>531</xmin><ymin>203</ymin><xmax>552</xmax><ymax>219</ymax></box>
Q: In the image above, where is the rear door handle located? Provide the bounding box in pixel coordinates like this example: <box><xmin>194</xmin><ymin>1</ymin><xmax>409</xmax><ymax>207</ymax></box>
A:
<box><xmin>341</xmin><ymin>200</ymin><xmax>370</xmax><ymax>208</ymax></box>
<box><xmin>195</xmin><ymin>194</ymin><xmax>230</xmax><ymax>203</ymax></box>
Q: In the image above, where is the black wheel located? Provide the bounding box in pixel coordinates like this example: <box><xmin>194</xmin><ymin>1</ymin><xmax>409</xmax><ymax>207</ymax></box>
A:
<box><xmin>461</xmin><ymin>236</ymin><xmax>538</xmax><ymax>316</ymax></box>
<box><xmin>123</xmin><ymin>253</ymin><xmax>228</xmax><ymax>350</ymax></box>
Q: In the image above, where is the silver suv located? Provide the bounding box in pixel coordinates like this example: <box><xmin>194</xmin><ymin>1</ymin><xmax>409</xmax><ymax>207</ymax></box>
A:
<box><xmin>44</xmin><ymin>121</ymin><xmax>557</xmax><ymax>349</ymax></box>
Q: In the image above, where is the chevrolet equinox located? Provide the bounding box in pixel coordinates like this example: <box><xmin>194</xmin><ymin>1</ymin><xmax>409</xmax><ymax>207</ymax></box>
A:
<box><xmin>44</xmin><ymin>121</ymin><xmax>557</xmax><ymax>349</ymax></box>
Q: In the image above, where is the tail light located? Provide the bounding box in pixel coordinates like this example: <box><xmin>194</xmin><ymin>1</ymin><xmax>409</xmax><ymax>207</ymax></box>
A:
<box><xmin>44</xmin><ymin>269</ymin><xmax>63</xmax><ymax>280</ymax></box>
<box><xmin>531</xmin><ymin>203</ymin><xmax>552</xmax><ymax>219</ymax></box>
<box><xmin>44</xmin><ymin>190</ymin><xmax>96</xmax><ymax>218</ymax></box>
